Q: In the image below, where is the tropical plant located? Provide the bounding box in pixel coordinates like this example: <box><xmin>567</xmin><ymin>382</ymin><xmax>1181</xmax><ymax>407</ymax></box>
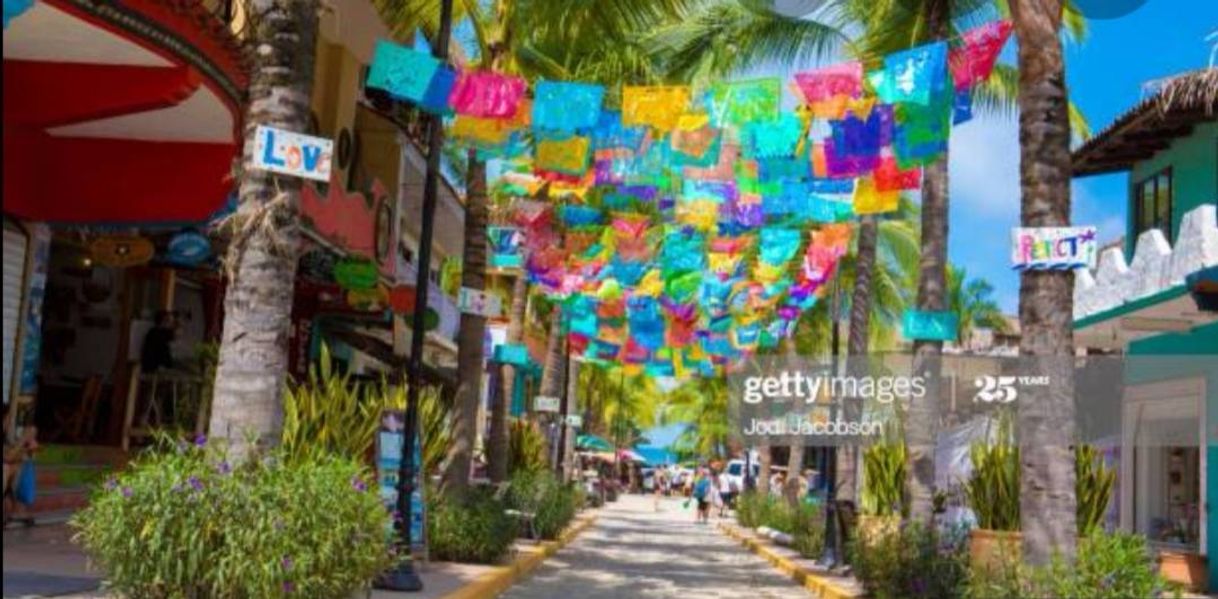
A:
<box><xmin>850</xmin><ymin>520</ymin><xmax>969</xmax><ymax>599</ymax></box>
<box><xmin>966</xmin><ymin>531</ymin><xmax>1167</xmax><ymax>599</ymax></box>
<box><xmin>664</xmin><ymin>376</ymin><xmax>730</xmax><ymax>461</ymax></box>
<box><xmin>380</xmin><ymin>381</ymin><xmax>454</xmax><ymax>479</ymax></box>
<box><xmin>861</xmin><ymin>439</ymin><xmax>907</xmax><ymax>517</ymax></box>
<box><xmin>1009</xmin><ymin>0</ymin><xmax>1083</xmax><ymax>564</ymax></box>
<box><xmin>281</xmin><ymin>344</ymin><xmax>383</xmax><ymax>463</ymax></box>
<box><xmin>947</xmin><ymin>266</ymin><xmax>1008</xmax><ymax>346</ymax></box>
<box><xmin>508</xmin><ymin>419</ymin><xmax>548</xmax><ymax>475</ymax></box>
<box><xmin>1075</xmin><ymin>444</ymin><xmax>1115</xmax><ymax>537</ymax></box>
<box><xmin>208</xmin><ymin>0</ymin><xmax>320</xmax><ymax>459</ymax></box>
<box><xmin>71</xmin><ymin>437</ymin><xmax>391</xmax><ymax>598</ymax></box>
<box><xmin>506</xmin><ymin>470</ymin><xmax>580</xmax><ymax>540</ymax></box>
<box><xmin>426</xmin><ymin>486</ymin><xmax>518</xmax><ymax>564</ymax></box>
<box><xmin>964</xmin><ymin>412</ymin><xmax>1019</xmax><ymax>532</ymax></box>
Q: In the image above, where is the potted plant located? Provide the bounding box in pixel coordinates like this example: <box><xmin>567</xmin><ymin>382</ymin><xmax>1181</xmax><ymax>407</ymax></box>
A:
<box><xmin>858</xmin><ymin>434</ymin><xmax>906</xmax><ymax>547</ymax></box>
<box><xmin>964</xmin><ymin>411</ymin><xmax>1020</xmax><ymax>573</ymax></box>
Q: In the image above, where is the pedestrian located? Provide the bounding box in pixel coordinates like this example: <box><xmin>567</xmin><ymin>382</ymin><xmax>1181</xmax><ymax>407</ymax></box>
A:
<box><xmin>692</xmin><ymin>468</ymin><xmax>713</xmax><ymax>524</ymax></box>
<box><xmin>717</xmin><ymin>469</ymin><xmax>735</xmax><ymax>517</ymax></box>
<box><xmin>710</xmin><ymin>471</ymin><xmax>727</xmax><ymax>518</ymax></box>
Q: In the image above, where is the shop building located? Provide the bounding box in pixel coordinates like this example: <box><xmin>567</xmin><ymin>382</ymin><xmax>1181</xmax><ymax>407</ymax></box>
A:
<box><xmin>1071</xmin><ymin>69</ymin><xmax>1217</xmax><ymax>591</ymax></box>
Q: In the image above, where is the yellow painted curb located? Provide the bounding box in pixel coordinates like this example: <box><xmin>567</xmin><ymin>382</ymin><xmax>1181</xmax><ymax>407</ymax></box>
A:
<box><xmin>439</xmin><ymin>515</ymin><xmax>597</xmax><ymax>599</ymax></box>
<box><xmin>718</xmin><ymin>523</ymin><xmax>863</xmax><ymax>599</ymax></box>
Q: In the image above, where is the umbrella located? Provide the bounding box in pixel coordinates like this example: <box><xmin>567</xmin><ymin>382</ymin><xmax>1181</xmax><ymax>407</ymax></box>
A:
<box><xmin>576</xmin><ymin>434</ymin><xmax>614</xmax><ymax>452</ymax></box>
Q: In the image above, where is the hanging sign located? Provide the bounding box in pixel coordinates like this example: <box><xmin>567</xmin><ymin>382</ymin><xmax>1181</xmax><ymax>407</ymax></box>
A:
<box><xmin>252</xmin><ymin>125</ymin><xmax>333</xmax><ymax>182</ymax></box>
<box><xmin>376</xmin><ymin>410</ymin><xmax>426</xmax><ymax>554</ymax></box>
<box><xmin>1010</xmin><ymin>226</ymin><xmax>1097</xmax><ymax>270</ymax></box>
<box><xmin>564</xmin><ymin>414</ymin><xmax>584</xmax><ymax>428</ymax></box>
<box><xmin>165</xmin><ymin>231</ymin><xmax>211</xmax><ymax>266</ymax></box>
<box><xmin>902</xmin><ymin>310</ymin><xmax>959</xmax><ymax>342</ymax></box>
<box><xmin>89</xmin><ymin>235</ymin><xmax>154</xmax><ymax>267</ymax></box>
<box><xmin>457</xmin><ymin>287</ymin><xmax>502</xmax><ymax>318</ymax></box>
<box><xmin>534</xmin><ymin>395</ymin><xmax>561</xmax><ymax>413</ymax></box>
<box><xmin>334</xmin><ymin>258</ymin><xmax>379</xmax><ymax>290</ymax></box>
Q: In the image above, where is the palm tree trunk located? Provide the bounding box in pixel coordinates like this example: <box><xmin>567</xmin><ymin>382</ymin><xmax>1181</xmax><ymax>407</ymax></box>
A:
<box><xmin>905</xmin><ymin>0</ymin><xmax>951</xmax><ymax>526</ymax></box>
<box><xmin>758</xmin><ymin>443</ymin><xmax>772</xmax><ymax>495</ymax></box>
<box><xmin>209</xmin><ymin>0</ymin><xmax>317</xmax><ymax>459</ymax></box>
<box><xmin>488</xmin><ymin>272</ymin><xmax>527</xmax><ymax>482</ymax></box>
<box><xmin>537</xmin><ymin>305</ymin><xmax>565</xmax><ymax>468</ymax></box>
<box><xmin>784</xmin><ymin>443</ymin><xmax>805</xmax><ymax>508</ymax></box>
<box><xmin>443</xmin><ymin>151</ymin><xmax>488</xmax><ymax>491</ymax></box>
<box><xmin>1011</xmin><ymin>0</ymin><xmax>1078</xmax><ymax>565</ymax></box>
<box><xmin>840</xmin><ymin>214</ymin><xmax>878</xmax><ymax>504</ymax></box>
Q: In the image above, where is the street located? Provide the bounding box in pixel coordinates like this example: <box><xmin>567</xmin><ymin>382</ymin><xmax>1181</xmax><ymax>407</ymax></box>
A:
<box><xmin>500</xmin><ymin>494</ymin><xmax>810</xmax><ymax>599</ymax></box>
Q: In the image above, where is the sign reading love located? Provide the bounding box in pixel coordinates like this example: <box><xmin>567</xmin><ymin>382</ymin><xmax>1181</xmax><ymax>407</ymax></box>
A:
<box><xmin>252</xmin><ymin>125</ymin><xmax>333</xmax><ymax>182</ymax></box>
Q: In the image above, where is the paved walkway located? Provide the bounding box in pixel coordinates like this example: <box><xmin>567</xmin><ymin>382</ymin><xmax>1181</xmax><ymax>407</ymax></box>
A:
<box><xmin>500</xmin><ymin>494</ymin><xmax>810</xmax><ymax>599</ymax></box>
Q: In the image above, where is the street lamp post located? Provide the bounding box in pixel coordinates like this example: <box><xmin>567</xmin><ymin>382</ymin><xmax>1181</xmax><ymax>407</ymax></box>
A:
<box><xmin>377</xmin><ymin>0</ymin><xmax>454</xmax><ymax>590</ymax></box>
<box><xmin>818</xmin><ymin>268</ymin><xmax>843</xmax><ymax>569</ymax></box>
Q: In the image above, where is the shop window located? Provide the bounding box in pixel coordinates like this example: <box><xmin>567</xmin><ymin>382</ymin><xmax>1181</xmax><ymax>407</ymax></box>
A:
<box><xmin>1129</xmin><ymin>396</ymin><xmax>1202</xmax><ymax>551</ymax></box>
<box><xmin>1132</xmin><ymin>167</ymin><xmax>1173</xmax><ymax>242</ymax></box>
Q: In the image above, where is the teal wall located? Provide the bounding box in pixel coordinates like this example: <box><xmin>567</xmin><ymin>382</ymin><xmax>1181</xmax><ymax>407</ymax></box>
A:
<box><xmin>1129</xmin><ymin>321</ymin><xmax>1218</xmax><ymax>592</ymax></box>
<box><xmin>1127</xmin><ymin>122</ymin><xmax>1218</xmax><ymax>257</ymax></box>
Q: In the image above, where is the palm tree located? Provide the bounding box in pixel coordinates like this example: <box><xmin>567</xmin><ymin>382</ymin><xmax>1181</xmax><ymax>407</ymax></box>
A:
<box><xmin>378</xmin><ymin>0</ymin><xmax>687</xmax><ymax>485</ymax></box>
<box><xmin>209</xmin><ymin>1</ymin><xmax>319</xmax><ymax>458</ymax></box>
<box><xmin>947</xmin><ymin>266</ymin><xmax>1007</xmax><ymax>347</ymax></box>
<box><xmin>664</xmin><ymin>377</ymin><xmax>730</xmax><ymax>460</ymax></box>
<box><xmin>1009</xmin><ymin>0</ymin><xmax>1078</xmax><ymax>564</ymax></box>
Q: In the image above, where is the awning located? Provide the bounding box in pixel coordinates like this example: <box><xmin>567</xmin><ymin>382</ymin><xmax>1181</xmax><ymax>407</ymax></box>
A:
<box><xmin>576</xmin><ymin>434</ymin><xmax>614</xmax><ymax>452</ymax></box>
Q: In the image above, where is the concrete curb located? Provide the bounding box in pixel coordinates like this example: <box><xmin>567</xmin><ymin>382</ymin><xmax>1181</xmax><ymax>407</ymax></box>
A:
<box><xmin>439</xmin><ymin>514</ymin><xmax>597</xmax><ymax>599</ymax></box>
<box><xmin>717</xmin><ymin>522</ymin><xmax>864</xmax><ymax>599</ymax></box>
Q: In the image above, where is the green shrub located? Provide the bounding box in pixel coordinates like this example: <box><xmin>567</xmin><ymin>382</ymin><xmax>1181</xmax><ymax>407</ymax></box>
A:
<box><xmin>965</xmin><ymin>412</ymin><xmax>1020</xmax><ymax>531</ymax></box>
<box><xmin>851</xmin><ymin>521</ymin><xmax>969</xmax><ymax>599</ymax></box>
<box><xmin>791</xmin><ymin>502</ymin><xmax>825</xmax><ymax>559</ymax></box>
<box><xmin>967</xmin><ymin>531</ymin><xmax>1168</xmax><ymax>599</ymax></box>
<box><xmin>506</xmin><ymin>470</ymin><xmax>579</xmax><ymax>540</ymax></box>
<box><xmin>426</xmin><ymin>486</ymin><xmax>518</xmax><ymax>564</ymax></box>
<box><xmin>1076</xmin><ymin>444</ymin><xmax>1116</xmax><ymax>537</ymax></box>
<box><xmin>71</xmin><ymin>438</ymin><xmax>392</xmax><ymax>598</ymax></box>
<box><xmin>508</xmin><ymin>420</ymin><xmax>547</xmax><ymax>475</ymax></box>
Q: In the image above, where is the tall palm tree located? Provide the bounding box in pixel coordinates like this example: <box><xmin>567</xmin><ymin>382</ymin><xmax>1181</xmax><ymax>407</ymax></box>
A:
<box><xmin>947</xmin><ymin>265</ymin><xmax>1007</xmax><ymax>346</ymax></box>
<box><xmin>1009</xmin><ymin>0</ymin><xmax>1078</xmax><ymax>564</ymax></box>
<box><xmin>664</xmin><ymin>377</ymin><xmax>730</xmax><ymax>460</ymax></box>
<box><xmin>378</xmin><ymin>0</ymin><xmax>687</xmax><ymax>485</ymax></box>
<box><xmin>209</xmin><ymin>0</ymin><xmax>319</xmax><ymax>458</ymax></box>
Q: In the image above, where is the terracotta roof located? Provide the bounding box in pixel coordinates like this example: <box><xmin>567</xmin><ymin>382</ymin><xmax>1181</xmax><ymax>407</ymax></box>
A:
<box><xmin>1071</xmin><ymin>68</ymin><xmax>1217</xmax><ymax>177</ymax></box>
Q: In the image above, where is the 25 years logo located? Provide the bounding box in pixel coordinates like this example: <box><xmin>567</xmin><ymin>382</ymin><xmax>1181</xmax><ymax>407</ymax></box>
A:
<box><xmin>974</xmin><ymin>376</ymin><xmax>1018</xmax><ymax>403</ymax></box>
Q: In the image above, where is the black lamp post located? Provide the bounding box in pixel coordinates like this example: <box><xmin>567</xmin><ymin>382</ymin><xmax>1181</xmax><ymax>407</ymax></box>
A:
<box><xmin>818</xmin><ymin>268</ymin><xmax>843</xmax><ymax>569</ymax></box>
<box><xmin>377</xmin><ymin>0</ymin><xmax>454</xmax><ymax>590</ymax></box>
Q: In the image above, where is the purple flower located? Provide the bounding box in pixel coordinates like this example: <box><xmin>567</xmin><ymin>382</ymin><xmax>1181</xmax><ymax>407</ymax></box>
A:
<box><xmin>194</xmin><ymin>434</ymin><xmax>207</xmax><ymax>447</ymax></box>
<box><xmin>216</xmin><ymin>461</ymin><xmax>232</xmax><ymax>475</ymax></box>
<box><xmin>281</xmin><ymin>556</ymin><xmax>293</xmax><ymax>570</ymax></box>
<box><xmin>104</xmin><ymin>477</ymin><xmax>118</xmax><ymax>491</ymax></box>
<box><xmin>121</xmin><ymin>486</ymin><xmax>133</xmax><ymax>498</ymax></box>
<box><xmin>282</xmin><ymin>580</ymin><xmax>295</xmax><ymax>593</ymax></box>
<box><xmin>188</xmin><ymin>476</ymin><xmax>204</xmax><ymax>491</ymax></box>
<box><xmin>351</xmin><ymin>476</ymin><xmax>367</xmax><ymax>492</ymax></box>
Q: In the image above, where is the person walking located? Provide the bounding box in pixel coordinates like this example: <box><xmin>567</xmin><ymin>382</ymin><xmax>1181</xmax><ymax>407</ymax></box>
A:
<box><xmin>717</xmin><ymin>469</ymin><xmax>735</xmax><ymax>517</ymax></box>
<box><xmin>692</xmin><ymin>468</ymin><xmax>713</xmax><ymax>524</ymax></box>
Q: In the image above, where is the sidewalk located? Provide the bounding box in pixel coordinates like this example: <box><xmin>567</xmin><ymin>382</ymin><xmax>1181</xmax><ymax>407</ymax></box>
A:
<box><xmin>2</xmin><ymin>514</ymin><xmax>596</xmax><ymax>599</ymax></box>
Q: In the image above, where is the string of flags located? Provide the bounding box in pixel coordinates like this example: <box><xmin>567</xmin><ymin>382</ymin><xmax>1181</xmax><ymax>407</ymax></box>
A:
<box><xmin>366</xmin><ymin>21</ymin><xmax>1014</xmax><ymax>379</ymax></box>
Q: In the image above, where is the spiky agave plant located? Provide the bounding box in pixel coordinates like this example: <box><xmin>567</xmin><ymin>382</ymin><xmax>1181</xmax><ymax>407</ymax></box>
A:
<box><xmin>965</xmin><ymin>410</ymin><xmax>1020</xmax><ymax>531</ymax></box>
<box><xmin>1075</xmin><ymin>444</ymin><xmax>1115</xmax><ymax>537</ymax></box>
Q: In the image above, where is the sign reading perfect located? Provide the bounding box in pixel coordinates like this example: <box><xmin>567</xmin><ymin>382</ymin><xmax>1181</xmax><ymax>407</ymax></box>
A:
<box><xmin>1011</xmin><ymin>226</ymin><xmax>1097</xmax><ymax>270</ymax></box>
<box><xmin>252</xmin><ymin>125</ymin><xmax>333</xmax><ymax>182</ymax></box>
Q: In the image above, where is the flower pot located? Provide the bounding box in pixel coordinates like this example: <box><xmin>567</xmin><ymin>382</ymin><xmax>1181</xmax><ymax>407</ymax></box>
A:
<box><xmin>856</xmin><ymin>514</ymin><xmax>900</xmax><ymax>547</ymax></box>
<box><xmin>1159</xmin><ymin>550</ymin><xmax>1207</xmax><ymax>591</ymax></box>
<box><xmin>969</xmin><ymin>528</ymin><xmax>1022</xmax><ymax>574</ymax></box>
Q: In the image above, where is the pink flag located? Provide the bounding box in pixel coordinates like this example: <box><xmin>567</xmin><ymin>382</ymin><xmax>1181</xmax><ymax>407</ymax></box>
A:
<box><xmin>949</xmin><ymin>21</ymin><xmax>1013</xmax><ymax>91</ymax></box>
<box><xmin>793</xmin><ymin>61</ymin><xmax>863</xmax><ymax>103</ymax></box>
<box><xmin>448</xmin><ymin>70</ymin><xmax>527</xmax><ymax>118</ymax></box>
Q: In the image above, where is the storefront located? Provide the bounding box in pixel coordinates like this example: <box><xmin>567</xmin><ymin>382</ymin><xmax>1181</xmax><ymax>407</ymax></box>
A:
<box><xmin>3</xmin><ymin>0</ymin><xmax>247</xmax><ymax>518</ymax></box>
<box><xmin>1071</xmin><ymin>69</ymin><xmax>1218</xmax><ymax>591</ymax></box>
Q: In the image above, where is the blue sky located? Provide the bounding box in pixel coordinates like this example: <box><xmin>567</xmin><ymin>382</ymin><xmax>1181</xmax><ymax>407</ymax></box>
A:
<box><xmin>950</xmin><ymin>3</ymin><xmax>1217</xmax><ymax>312</ymax></box>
